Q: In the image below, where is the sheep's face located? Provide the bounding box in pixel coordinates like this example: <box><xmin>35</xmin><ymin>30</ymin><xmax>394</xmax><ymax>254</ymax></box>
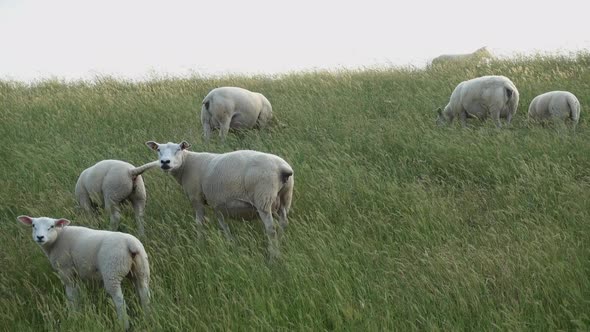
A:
<box><xmin>17</xmin><ymin>216</ymin><xmax>70</xmax><ymax>246</ymax></box>
<box><xmin>146</xmin><ymin>141</ymin><xmax>191</xmax><ymax>172</ymax></box>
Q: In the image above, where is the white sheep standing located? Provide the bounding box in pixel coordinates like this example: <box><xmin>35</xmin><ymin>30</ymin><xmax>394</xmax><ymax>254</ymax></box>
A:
<box><xmin>201</xmin><ymin>86</ymin><xmax>273</xmax><ymax>141</ymax></box>
<box><xmin>75</xmin><ymin>159</ymin><xmax>159</xmax><ymax>235</ymax></box>
<box><xmin>436</xmin><ymin>75</ymin><xmax>519</xmax><ymax>127</ymax></box>
<box><xmin>17</xmin><ymin>215</ymin><xmax>150</xmax><ymax>331</ymax></box>
<box><xmin>528</xmin><ymin>91</ymin><xmax>581</xmax><ymax>130</ymax></box>
<box><xmin>431</xmin><ymin>47</ymin><xmax>493</xmax><ymax>66</ymax></box>
<box><xmin>145</xmin><ymin>140</ymin><xmax>294</xmax><ymax>259</ymax></box>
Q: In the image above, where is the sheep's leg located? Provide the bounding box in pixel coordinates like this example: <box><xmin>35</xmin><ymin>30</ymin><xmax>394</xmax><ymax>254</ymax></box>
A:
<box><xmin>191</xmin><ymin>200</ymin><xmax>206</xmax><ymax>240</ymax></box>
<box><xmin>76</xmin><ymin>186</ymin><xmax>99</xmax><ymax>214</ymax></box>
<box><xmin>219</xmin><ymin>116</ymin><xmax>231</xmax><ymax>142</ymax></box>
<box><xmin>133</xmin><ymin>278</ymin><xmax>150</xmax><ymax>314</ymax></box>
<box><xmin>132</xmin><ymin>199</ymin><xmax>146</xmax><ymax>237</ymax></box>
<box><xmin>202</xmin><ymin>121</ymin><xmax>212</xmax><ymax>142</ymax></box>
<box><xmin>278</xmin><ymin>207</ymin><xmax>288</xmax><ymax>235</ymax></box>
<box><xmin>572</xmin><ymin>121</ymin><xmax>577</xmax><ymax>134</ymax></box>
<box><xmin>59</xmin><ymin>270</ymin><xmax>80</xmax><ymax>309</ymax></box>
<box><xmin>214</xmin><ymin>209</ymin><xmax>233</xmax><ymax>241</ymax></box>
<box><xmin>78</xmin><ymin>193</ymin><xmax>94</xmax><ymax>212</ymax></box>
<box><xmin>506</xmin><ymin>112</ymin><xmax>513</xmax><ymax>126</ymax></box>
<box><xmin>201</xmin><ymin>106</ymin><xmax>212</xmax><ymax>142</ymax></box>
<box><xmin>490</xmin><ymin>107</ymin><xmax>502</xmax><ymax>128</ymax></box>
<box><xmin>64</xmin><ymin>283</ymin><xmax>80</xmax><ymax>310</ymax></box>
<box><xmin>459</xmin><ymin>111</ymin><xmax>468</xmax><ymax>127</ymax></box>
<box><xmin>104</xmin><ymin>282</ymin><xmax>129</xmax><ymax>330</ymax></box>
<box><xmin>258</xmin><ymin>209</ymin><xmax>280</xmax><ymax>260</ymax></box>
<box><xmin>105</xmin><ymin>200</ymin><xmax>122</xmax><ymax>231</ymax></box>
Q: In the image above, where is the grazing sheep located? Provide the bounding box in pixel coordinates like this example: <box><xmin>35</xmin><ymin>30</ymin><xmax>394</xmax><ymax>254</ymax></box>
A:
<box><xmin>528</xmin><ymin>91</ymin><xmax>581</xmax><ymax>130</ymax></box>
<box><xmin>431</xmin><ymin>47</ymin><xmax>493</xmax><ymax>66</ymax></box>
<box><xmin>145</xmin><ymin>141</ymin><xmax>294</xmax><ymax>259</ymax></box>
<box><xmin>201</xmin><ymin>86</ymin><xmax>273</xmax><ymax>141</ymax></box>
<box><xmin>75</xmin><ymin>160</ymin><xmax>159</xmax><ymax>235</ymax></box>
<box><xmin>436</xmin><ymin>75</ymin><xmax>519</xmax><ymax>127</ymax></box>
<box><xmin>17</xmin><ymin>215</ymin><xmax>150</xmax><ymax>331</ymax></box>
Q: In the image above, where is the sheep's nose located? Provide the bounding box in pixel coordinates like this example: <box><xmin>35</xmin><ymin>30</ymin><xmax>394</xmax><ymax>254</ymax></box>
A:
<box><xmin>161</xmin><ymin>159</ymin><xmax>170</xmax><ymax>165</ymax></box>
<box><xmin>36</xmin><ymin>235</ymin><xmax>45</xmax><ymax>241</ymax></box>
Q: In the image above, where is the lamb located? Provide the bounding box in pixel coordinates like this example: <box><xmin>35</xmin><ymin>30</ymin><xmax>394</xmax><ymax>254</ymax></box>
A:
<box><xmin>201</xmin><ymin>86</ymin><xmax>273</xmax><ymax>141</ymax></box>
<box><xmin>75</xmin><ymin>159</ymin><xmax>159</xmax><ymax>235</ymax></box>
<box><xmin>528</xmin><ymin>91</ymin><xmax>581</xmax><ymax>130</ymax></box>
<box><xmin>431</xmin><ymin>47</ymin><xmax>493</xmax><ymax>66</ymax></box>
<box><xmin>145</xmin><ymin>140</ymin><xmax>294</xmax><ymax>259</ymax></box>
<box><xmin>17</xmin><ymin>215</ymin><xmax>150</xmax><ymax>330</ymax></box>
<box><xmin>436</xmin><ymin>75</ymin><xmax>519</xmax><ymax>127</ymax></box>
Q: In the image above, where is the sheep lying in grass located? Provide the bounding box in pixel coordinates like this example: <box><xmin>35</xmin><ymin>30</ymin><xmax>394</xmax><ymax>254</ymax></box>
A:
<box><xmin>201</xmin><ymin>86</ymin><xmax>273</xmax><ymax>141</ymax></box>
<box><xmin>75</xmin><ymin>160</ymin><xmax>159</xmax><ymax>235</ymax></box>
<box><xmin>528</xmin><ymin>91</ymin><xmax>581</xmax><ymax>130</ymax></box>
<box><xmin>145</xmin><ymin>140</ymin><xmax>294</xmax><ymax>259</ymax></box>
<box><xmin>17</xmin><ymin>215</ymin><xmax>150</xmax><ymax>331</ymax></box>
<box><xmin>431</xmin><ymin>47</ymin><xmax>493</xmax><ymax>66</ymax></box>
<box><xmin>436</xmin><ymin>75</ymin><xmax>519</xmax><ymax>127</ymax></box>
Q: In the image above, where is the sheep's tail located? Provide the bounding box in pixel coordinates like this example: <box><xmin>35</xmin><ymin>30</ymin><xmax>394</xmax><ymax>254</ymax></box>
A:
<box><xmin>505</xmin><ymin>87</ymin><xmax>513</xmax><ymax>100</ymax></box>
<box><xmin>129</xmin><ymin>160</ymin><xmax>160</xmax><ymax>177</ymax></box>
<box><xmin>202</xmin><ymin>94</ymin><xmax>213</xmax><ymax>114</ymax></box>
<box><xmin>566</xmin><ymin>94</ymin><xmax>581</xmax><ymax>123</ymax></box>
<box><xmin>278</xmin><ymin>166</ymin><xmax>294</xmax><ymax>214</ymax></box>
<box><xmin>128</xmin><ymin>238</ymin><xmax>150</xmax><ymax>289</ymax></box>
<box><xmin>279</xmin><ymin>165</ymin><xmax>293</xmax><ymax>185</ymax></box>
<box><xmin>504</xmin><ymin>83</ymin><xmax>519</xmax><ymax>116</ymax></box>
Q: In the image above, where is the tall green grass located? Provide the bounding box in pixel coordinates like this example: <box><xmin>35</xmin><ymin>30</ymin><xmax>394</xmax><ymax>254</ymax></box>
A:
<box><xmin>1</xmin><ymin>53</ymin><xmax>590</xmax><ymax>331</ymax></box>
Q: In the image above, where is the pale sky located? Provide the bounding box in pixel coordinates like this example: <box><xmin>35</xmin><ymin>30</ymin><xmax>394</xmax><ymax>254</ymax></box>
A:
<box><xmin>1</xmin><ymin>0</ymin><xmax>589</xmax><ymax>81</ymax></box>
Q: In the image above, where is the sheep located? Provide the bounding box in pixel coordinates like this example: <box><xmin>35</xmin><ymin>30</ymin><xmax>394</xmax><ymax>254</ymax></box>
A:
<box><xmin>201</xmin><ymin>86</ymin><xmax>273</xmax><ymax>142</ymax></box>
<box><xmin>145</xmin><ymin>140</ymin><xmax>294</xmax><ymax>259</ymax></box>
<box><xmin>528</xmin><ymin>91</ymin><xmax>581</xmax><ymax>131</ymax></box>
<box><xmin>17</xmin><ymin>215</ymin><xmax>150</xmax><ymax>330</ymax></box>
<box><xmin>436</xmin><ymin>75</ymin><xmax>519</xmax><ymax>128</ymax></box>
<box><xmin>431</xmin><ymin>47</ymin><xmax>493</xmax><ymax>66</ymax></box>
<box><xmin>75</xmin><ymin>159</ymin><xmax>159</xmax><ymax>236</ymax></box>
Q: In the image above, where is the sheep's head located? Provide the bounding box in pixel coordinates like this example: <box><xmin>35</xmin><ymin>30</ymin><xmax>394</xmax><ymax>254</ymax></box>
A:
<box><xmin>17</xmin><ymin>216</ymin><xmax>70</xmax><ymax>246</ymax></box>
<box><xmin>146</xmin><ymin>141</ymin><xmax>191</xmax><ymax>172</ymax></box>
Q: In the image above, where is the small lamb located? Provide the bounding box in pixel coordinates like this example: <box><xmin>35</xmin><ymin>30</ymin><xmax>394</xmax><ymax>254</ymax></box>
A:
<box><xmin>201</xmin><ymin>86</ymin><xmax>273</xmax><ymax>141</ymax></box>
<box><xmin>528</xmin><ymin>91</ymin><xmax>581</xmax><ymax>130</ymax></box>
<box><xmin>146</xmin><ymin>140</ymin><xmax>294</xmax><ymax>259</ymax></box>
<box><xmin>75</xmin><ymin>159</ymin><xmax>159</xmax><ymax>235</ymax></box>
<box><xmin>437</xmin><ymin>75</ymin><xmax>519</xmax><ymax>127</ymax></box>
<box><xmin>17</xmin><ymin>215</ymin><xmax>150</xmax><ymax>330</ymax></box>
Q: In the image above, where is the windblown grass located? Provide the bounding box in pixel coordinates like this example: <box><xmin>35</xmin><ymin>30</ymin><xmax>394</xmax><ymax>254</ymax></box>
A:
<box><xmin>1</xmin><ymin>53</ymin><xmax>590</xmax><ymax>331</ymax></box>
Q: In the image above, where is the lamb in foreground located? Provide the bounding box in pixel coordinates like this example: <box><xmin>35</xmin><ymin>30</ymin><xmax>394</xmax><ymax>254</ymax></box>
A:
<box><xmin>17</xmin><ymin>215</ymin><xmax>150</xmax><ymax>331</ymax></box>
<box><xmin>436</xmin><ymin>75</ymin><xmax>519</xmax><ymax>127</ymax></box>
<box><xmin>528</xmin><ymin>91</ymin><xmax>581</xmax><ymax>130</ymax></box>
<box><xmin>75</xmin><ymin>159</ymin><xmax>159</xmax><ymax>235</ymax></box>
<box><xmin>146</xmin><ymin>141</ymin><xmax>294</xmax><ymax>259</ymax></box>
<box><xmin>201</xmin><ymin>86</ymin><xmax>273</xmax><ymax>141</ymax></box>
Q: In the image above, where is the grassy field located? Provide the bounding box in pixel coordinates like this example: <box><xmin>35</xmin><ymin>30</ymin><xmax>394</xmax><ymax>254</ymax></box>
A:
<box><xmin>1</xmin><ymin>53</ymin><xmax>590</xmax><ymax>331</ymax></box>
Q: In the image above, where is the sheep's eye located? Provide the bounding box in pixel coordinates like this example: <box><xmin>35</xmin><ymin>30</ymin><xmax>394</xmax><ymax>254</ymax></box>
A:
<box><xmin>32</xmin><ymin>224</ymin><xmax>35</xmax><ymax>228</ymax></box>
<box><xmin>157</xmin><ymin>149</ymin><xmax>160</xmax><ymax>152</ymax></box>
<box><xmin>50</xmin><ymin>225</ymin><xmax>55</xmax><ymax>229</ymax></box>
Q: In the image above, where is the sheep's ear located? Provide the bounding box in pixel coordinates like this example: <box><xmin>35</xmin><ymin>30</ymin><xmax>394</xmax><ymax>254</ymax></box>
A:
<box><xmin>437</xmin><ymin>108</ymin><xmax>442</xmax><ymax>116</ymax></box>
<box><xmin>55</xmin><ymin>218</ymin><xmax>70</xmax><ymax>228</ymax></box>
<box><xmin>17</xmin><ymin>215</ymin><xmax>34</xmax><ymax>225</ymax></box>
<box><xmin>146</xmin><ymin>141</ymin><xmax>159</xmax><ymax>151</ymax></box>
<box><xmin>180</xmin><ymin>141</ymin><xmax>191</xmax><ymax>150</ymax></box>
